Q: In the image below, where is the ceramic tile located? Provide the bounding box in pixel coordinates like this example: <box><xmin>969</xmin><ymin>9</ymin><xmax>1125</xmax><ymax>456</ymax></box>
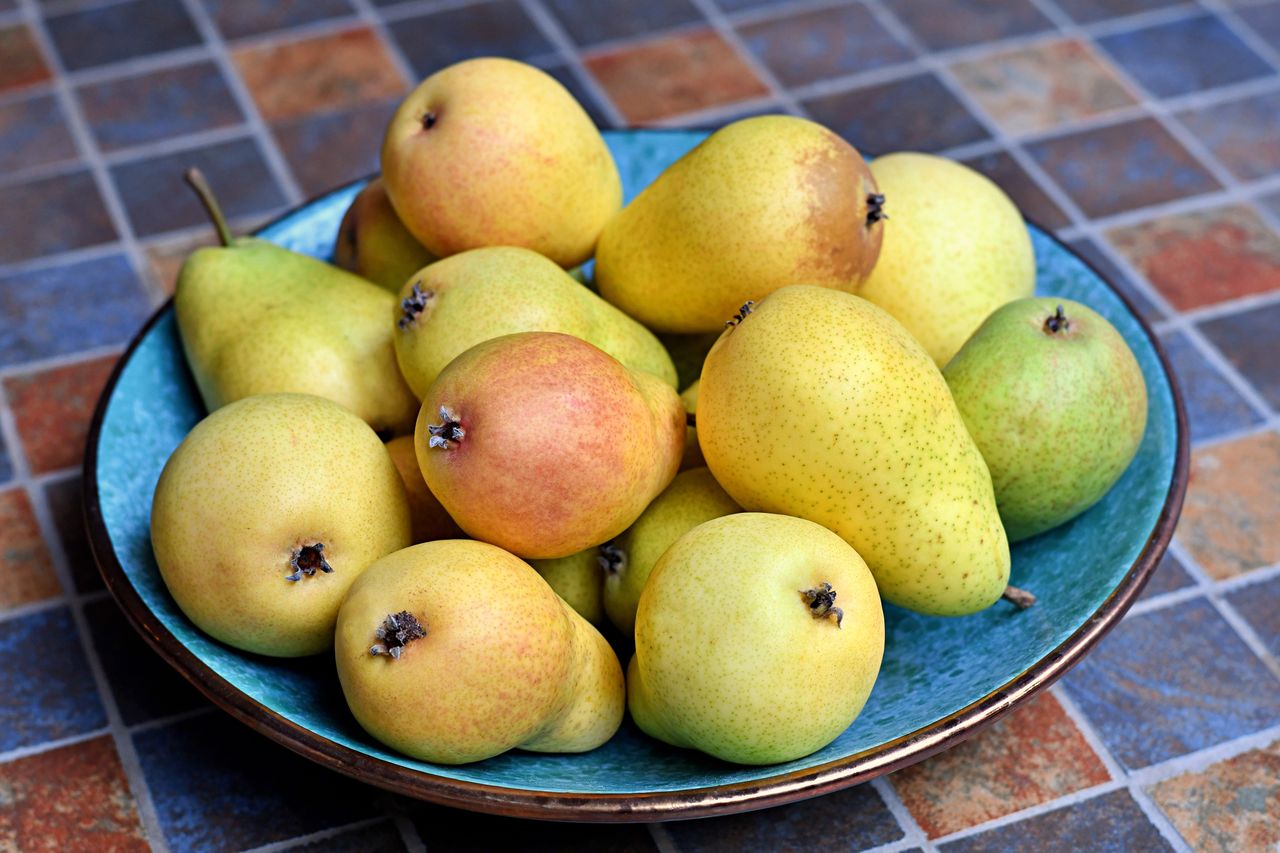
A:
<box><xmin>893</xmin><ymin>693</ymin><xmax>1109</xmax><ymax>837</ymax></box>
<box><xmin>1178</xmin><ymin>89</ymin><xmax>1280</xmax><ymax>182</ymax></box>
<box><xmin>543</xmin><ymin>62</ymin><xmax>613</xmax><ymax>127</ymax></box>
<box><xmin>0</xmin><ymin>736</ymin><xmax>147</xmax><ymax>852</ymax></box>
<box><xmin>1149</xmin><ymin>737</ymin><xmax>1280</xmax><ymax>851</ymax></box>
<box><xmin>883</xmin><ymin>0</ymin><xmax>1053</xmax><ymax>50</ymax></box>
<box><xmin>0</xmin><ymin>607</ymin><xmax>107</xmax><ymax>752</ymax></box>
<box><xmin>0</xmin><ymin>433</ymin><xmax>11</xmax><ymax>485</ymax></box>
<box><xmin>950</xmin><ymin>38</ymin><xmax>1137</xmax><ymax>136</ymax></box>
<box><xmin>802</xmin><ymin>72</ymin><xmax>990</xmax><ymax>154</ymax></box>
<box><xmin>142</xmin><ymin>230</ymin><xmax>216</xmax><ymax>297</ymax></box>
<box><xmin>4</xmin><ymin>354</ymin><xmax>118</xmax><ymax>475</ymax></box>
<box><xmin>0</xmin><ymin>169</ymin><xmax>117</xmax><ymax>264</ymax></box>
<box><xmin>938</xmin><ymin>790</ymin><xmax>1172</xmax><ymax>852</ymax></box>
<box><xmin>1157</xmin><ymin>330</ymin><xmax>1265</xmax><ymax>443</ymax></box>
<box><xmin>385</xmin><ymin>1</ymin><xmax>556</xmax><ymax>81</ymax></box>
<box><xmin>1062</xmin><ymin>598</ymin><xmax>1280</xmax><ymax>768</ymax></box>
<box><xmin>545</xmin><ymin>0</ymin><xmax>702</xmax><ymax>48</ymax></box>
<box><xmin>1227</xmin><ymin>574</ymin><xmax>1280</xmax><ymax>663</ymax></box>
<box><xmin>44</xmin><ymin>0</ymin><xmax>202</xmax><ymax>72</ymax></box>
<box><xmin>1065</xmin><ymin>236</ymin><xmax>1165</xmax><ymax>322</ymax></box>
<box><xmin>43</xmin><ymin>475</ymin><xmax>102</xmax><ymax>594</ymax></box>
<box><xmin>285</xmin><ymin>820</ymin><xmax>406</xmax><ymax>851</ymax></box>
<box><xmin>202</xmin><ymin>0</ymin><xmax>356</xmax><ymax>41</ymax></box>
<box><xmin>1096</xmin><ymin>14</ymin><xmax>1273</xmax><ymax>99</ymax></box>
<box><xmin>1054</xmin><ymin>0</ymin><xmax>1186</xmax><ymax>24</ymax></box>
<box><xmin>0</xmin><ymin>488</ymin><xmax>61</xmax><ymax>610</ymax></box>
<box><xmin>1139</xmin><ymin>551</ymin><xmax>1196</xmax><ymax>600</ymax></box>
<box><xmin>1026</xmin><ymin>117</ymin><xmax>1220</xmax><ymax>218</ymax></box>
<box><xmin>231</xmin><ymin>27</ymin><xmax>405</xmax><ymax>124</ymax></box>
<box><xmin>1107</xmin><ymin>205</ymin><xmax>1280</xmax><ymax>311</ymax></box>
<box><xmin>1199</xmin><ymin>301</ymin><xmax>1280</xmax><ymax>411</ymax></box>
<box><xmin>0</xmin><ymin>92</ymin><xmax>77</xmax><ymax>176</ymax></box>
<box><xmin>959</xmin><ymin>148</ymin><xmax>1071</xmax><ymax>230</ymax></box>
<box><xmin>0</xmin><ymin>254</ymin><xmax>150</xmax><ymax>368</ymax></box>
<box><xmin>0</xmin><ymin>25</ymin><xmax>52</xmax><ymax>92</ymax></box>
<box><xmin>1263</xmin><ymin>190</ymin><xmax>1280</xmax><ymax>220</ymax></box>
<box><xmin>1237</xmin><ymin>1</ymin><xmax>1280</xmax><ymax>52</ymax></box>
<box><xmin>736</xmin><ymin>2</ymin><xmax>914</xmax><ymax>87</ymax></box>
<box><xmin>271</xmin><ymin>97</ymin><xmax>397</xmax><ymax>197</ymax></box>
<box><xmin>585</xmin><ymin>29</ymin><xmax>768</xmax><ymax>123</ymax></box>
<box><xmin>76</xmin><ymin>60</ymin><xmax>243</xmax><ymax>153</ymax></box>
<box><xmin>1178</xmin><ymin>430</ymin><xmax>1280</xmax><ymax>580</ymax></box>
<box><xmin>409</xmin><ymin>803</ymin><xmax>658</xmax><ymax>852</ymax></box>
<box><xmin>110</xmin><ymin>136</ymin><xmax>286</xmax><ymax>238</ymax></box>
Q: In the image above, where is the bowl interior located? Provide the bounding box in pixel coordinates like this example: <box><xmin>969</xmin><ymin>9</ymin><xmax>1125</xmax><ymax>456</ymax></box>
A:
<box><xmin>92</xmin><ymin>130</ymin><xmax>1178</xmax><ymax>796</ymax></box>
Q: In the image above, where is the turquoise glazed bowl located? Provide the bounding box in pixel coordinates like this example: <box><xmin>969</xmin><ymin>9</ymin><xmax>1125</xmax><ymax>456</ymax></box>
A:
<box><xmin>86</xmin><ymin>130</ymin><xmax>1187</xmax><ymax>822</ymax></box>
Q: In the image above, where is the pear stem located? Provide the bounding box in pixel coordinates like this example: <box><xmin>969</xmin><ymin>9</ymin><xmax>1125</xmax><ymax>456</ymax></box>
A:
<box><xmin>1043</xmin><ymin>304</ymin><xmax>1069</xmax><ymax>334</ymax></box>
<box><xmin>1002</xmin><ymin>584</ymin><xmax>1037</xmax><ymax>609</ymax></box>
<box><xmin>597</xmin><ymin>543</ymin><xmax>626</xmax><ymax>576</ymax></box>
<box><xmin>183</xmin><ymin>167</ymin><xmax>234</xmax><ymax>248</ymax></box>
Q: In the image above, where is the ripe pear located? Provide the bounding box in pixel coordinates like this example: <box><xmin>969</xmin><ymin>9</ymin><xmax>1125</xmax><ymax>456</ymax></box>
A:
<box><xmin>151</xmin><ymin>394</ymin><xmax>411</xmax><ymax>657</ymax></box>
<box><xmin>417</xmin><ymin>333</ymin><xmax>684</xmax><ymax>559</ymax></box>
<box><xmin>381</xmin><ymin>58</ymin><xmax>620</xmax><ymax>268</ymax></box>
<box><xmin>529</xmin><ymin>550</ymin><xmax>606</xmax><ymax>627</ymax></box>
<box><xmin>661</xmin><ymin>332</ymin><xmax>720</xmax><ymax>391</ymax></box>
<box><xmin>175</xmin><ymin>170</ymin><xmax>418</xmax><ymax>436</ymax></box>
<box><xmin>698</xmin><ymin>286</ymin><xmax>1009</xmax><ymax>616</ymax></box>
<box><xmin>679</xmin><ymin>380</ymin><xmax>703</xmax><ymax>470</ymax></box>
<box><xmin>335</xmin><ymin>540</ymin><xmax>624</xmax><ymax>764</ymax></box>
<box><xmin>856</xmin><ymin>152</ymin><xmax>1035</xmax><ymax>367</ymax></box>
<box><xmin>595</xmin><ymin>115</ymin><xmax>884</xmax><ymax>333</ymax></box>
<box><xmin>629</xmin><ymin>513</ymin><xmax>884</xmax><ymax>765</ymax></box>
<box><xmin>602</xmin><ymin>466</ymin><xmax>740</xmax><ymax>637</ymax></box>
<box><xmin>384</xmin><ymin>436</ymin><xmax>464</xmax><ymax>543</ymax></box>
<box><xmin>333</xmin><ymin>178</ymin><xmax>437</xmax><ymax>292</ymax></box>
<box><xmin>393</xmin><ymin>246</ymin><xmax>676</xmax><ymax>398</ymax></box>
<box><xmin>944</xmin><ymin>298</ymin><xmax>1148</xmax><ymax>541</ymax></box>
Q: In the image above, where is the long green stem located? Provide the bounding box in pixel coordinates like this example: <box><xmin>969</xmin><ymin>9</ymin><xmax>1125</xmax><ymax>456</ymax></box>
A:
<box><xmin>183</xmin><ymin>167</ymin><xmax>234</xmax><ymax>248</ymax></box>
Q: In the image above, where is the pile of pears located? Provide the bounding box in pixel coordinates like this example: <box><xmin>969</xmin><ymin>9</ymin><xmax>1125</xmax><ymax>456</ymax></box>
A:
<box><xmin>150</xmin><ymin>57</ymin><xmax>1148</xmax><ymax>769</ymax></box>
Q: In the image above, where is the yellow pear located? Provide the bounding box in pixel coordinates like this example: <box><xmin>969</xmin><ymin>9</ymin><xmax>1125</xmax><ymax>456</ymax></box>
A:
<box><xmin>679</xmin><ymin>380</ymin><xmax>703</xmax><ymax>470</ymax></box>
<box><xmin>333</xmin><ymin>178</ymin><xmax>437</xmax><ymax>292</ymax></box>
<box><xmin>384</xmin><ymin>436</ymin><xmax>464</xmax><ymax>543</ymax></box>
<box><xmin>529</xmin><ymin>550</ymin><xmax>606</xmax><ymax>627</ymax></box>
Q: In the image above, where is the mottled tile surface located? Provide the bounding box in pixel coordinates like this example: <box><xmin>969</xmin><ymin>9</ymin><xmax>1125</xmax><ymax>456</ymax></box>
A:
<box><xmin>1178</xmin><ymin>89</ymin><xmax>1280</xmax><ymax>182</ymax></box>
<box><xmin>1139</xmin><ymin>551</ymin><xmax>1196</xmax><ymax>600</ymax></box>
<box><xmin>1065</xmin><ymin>236</ymin><xmax>1165</xmax><ymax>322</ymax></box>
<box><xmin>546</xmin><ymin>0</ymin><xmax>702</xmax><ymax>47</ymax></box>
<box><xmin>884</xmin><ymin>0</ymin><xmax>1053</xmax><ymax>50</ymax></box>
<box><xmin>1226</xmin><ymin>574</ymin><xmax>1280</xmax><ymax>659</ymax></box>
<box><xmin>43</xmin><ymin>475</ymin><xmax>102</xmax><ymax>594</ymax></box>
<box><xmin>202</xmin><ymin>0</ymin><xmax>356</xmax><ymax>40</ymax></box>
<box><xmin>0</xmin><ymin>93</ymin><xmax>77</xmax><ymax>175</ymax></box>
<box><xmin>0</xmin><ymin>25</ymin><xmax>52</xmax><ymax>92</ymax></box>
<box><xmin>1096</xmin><ymin>14</ymin><xmax>1274</xmax><ymax>98</ymax></box>
<box><xmin>386</xmin><ymin>1</ymin><xmax>556</xmax><ymax>79</ymax></box>
<box><xmin>939</xmin><ymin>790</ymin><xmax>1172</xmax><ymax>851</ymax></box>
<box><xmin>0</xmin><ymin>489</ymin><xmax>61</xmax><ymax>610</ymax></box>
<box><xmin>737</xmin><ymin>3</ymin><xmax>913</xmax><ymax>87</ymax></box>
<box><xmin>1237</xmin><ymin>1</ymin><xmax>1280</xmax><ymax>52</ymax></box>
<box><xmin>44</xmin><ymin>0</ymin><xmax>202</xmax><ymax>72</ymax></box>
<box><xmin>1149</xmin><ymin>738</ymin><xmax>1280</xmax><ymax>852</ymax></box>
<box><xmin>141</xmin><ymin>231</ymin><xmax>217</xmax><ymax>297</ymax></box>
<box><xmin>960</xmin><ymin>148</ymin><xmax>1071</xmax><ymax>230</ymax></box>
<box><xmin>4</xmin><ymin>355</ymin><xmax>119</xmax><ymax>475</ymax></box>
<box><xmin>0</xmin><ymin>170</ymin><xmax>117</xmax><ymax>264</ymax></box>
<box><xmin>271</xmin><ymin>97</ymin><xmax>398</xmax><ymax>196</ymax></box>
<box><xmin>1158</xmin><ymin>331</ymin><xmax>1265</xmax><ymax>443</ymax></box>
<box><xmin>1198</xmin><ymin>301</ymin><xmax>1280</xmax><ymax>411</ymax></box>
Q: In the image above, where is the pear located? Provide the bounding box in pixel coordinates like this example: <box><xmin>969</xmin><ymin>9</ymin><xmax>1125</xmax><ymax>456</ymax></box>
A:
<box><xmin>602</xmin><ymin>466</ymin><xmax>740</xmax><ymax>636</ymax></box>
<box><xmin>629</xmin><ymin>513</ymin><xmax>883</xmax><ymax>765</ymax></box>
<box><xmin>393</xmin><ymin>246</ymin><xmax>676</xmax><ymax>398</ymax></box>
<box><xmin>661</xmin><ymin>332</ymin><xmax>720</xmax><ymax>391</ymax></box>
<box><xmin>679</xmin><ymin>380</ymin><xmax>703</xmax><ymax>470</ymax></box>
<box><xmin>384</xmin><ymin>436</ymin><xmax>464</xmax><ymax>543</ymax></box>
<box><xmin>944</xmin><ymin>298</ymin><xmax>1148</xmax><ymax>541</ymax></box>
<box><xmin>417</xmin><ymin>332</ymin><xmax>684</xmax><ymax>560</ymax></box>
<box><xmin>595</xmin><ymin>115</ymin><xmax>884</xmax><ymax>333</ymax></box>
<box><xmin>381</xmin><ymin>58</ymin><xmax>620</xmax><ymax>268</ymax></box>
<box><xmin>333</xmin><ymin>178</ymin><xmax>436</xmax><ymax>292</ymax></box>
<box><xmin>151</xmin><ymin>394</ymin><xmax>411</xmax><ymax>657</ymax></box>
<box><xmin>175</xmin><ymin>170</ymin><xmax>418</xmax><ymax>436</ymax></box>
<box><xmin>335</xmin><ymin>540</ymin><xmax>623</xmax><ymax>764</ymax></box>
<box><xmin>529</xmin><ymin>550</ymin><xmax>606</xmax><ymax>627</ymax></box>
<box><xmin>698</xmin><ymin>286</ymin><xmax>1010</xmax><ymax>616</ymax></box>
<box><xmin>855</xmin><ymin>152</ymin><xmax>1035</xmax><ymax>367</ymax></box>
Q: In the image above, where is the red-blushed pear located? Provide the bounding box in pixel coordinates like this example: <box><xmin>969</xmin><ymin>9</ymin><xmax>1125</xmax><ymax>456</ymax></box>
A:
<box><xmin>333</xmin><ymin>178</ymin><xmax>436</xmax><ymax>292</ymax></box>
<box><xmin>384</xmin><ymin>436</ymin><xmax>465</xmax><ymax>544</ymax></box>
<box><xmin>415</xmin><ymin>332</ymin><xmax>684</xmax><ymax>560</ymax></box>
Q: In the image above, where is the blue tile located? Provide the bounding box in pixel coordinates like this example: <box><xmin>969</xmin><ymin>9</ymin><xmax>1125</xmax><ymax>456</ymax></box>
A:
<box><xmin>544</xmin><ymin>62</ymin><xmax>613</xmax><ymax>128</ymax></box>
<box><xmin>940</xmin><ymin>790</ymin><xmax>1172</xmax><ymax>852</ymax></box>
<box><xmin>0</xmin><ymin>607</ymin><xmax>108</xmax><ymax>752</ymax></box>
<box><xmin>545</xmin><ymin>0</ymin><xmax>702</xmax><ymax>47</ymax></box>
<box><xmin>0</xmin><ymin>169</ymin><xmax>117</xmax><ymax>264</ymax></box>
<box><xmin>385</xmin><ymin>1</ymin><xmax>556</xmax><ymax>80</ymax></box>
<box><xmin>961</xmin><ymin>148</ymin><xmax>1070</xmax><ymax>230</ymax></box>
<box><xmin>201</xmin><ymin>0</ymin><xmax>356</xmax><ymax>40</ymax></box>
<box><xmin>0</xmin><ymin>92</ymin><xmax>77</xmax><ymax>176</ymax></box>
<box><xmin>1237</xmin><ymin>1</ymin><xmax>1280</xmax><ymax>54</ymax></box>
<box><xmin>0</xmin><ymin>430</ymin><xmax>11</xmax><ymax>485</ymax></box>
<box><xmin>1226</xmin><ymin>573</ymin><xmax>1280</xmax><ymax>660</ymax></box>
<box><xmin>45</xmin><ymin>0</ymin><xmax>202</xmax><ymax>72</ymax></box>
<box><xmin>1198</xmin><ymin>301</ymin><xmax>1280</xmax><ymax>412</ymax></box>
<box><xmin>1140</xmin><ymin>552</ymin><xmax>1196</xmax><ymax>601</ymax></box>
<box><xmin>1096</xmin><ymin>14</ymin><xmax>1274</xmax><ymax>99</ymax></box>
<box><xmin>1054</xmin><ymin>0</ymin><xmax>1184</xmax><ymax>25</ymax></box>
<box><xmin>1178</xmin><ymin>90</ymin><xmax>1280</xmax><ymax>182</ymax></box>
<box><xmin>134</xmin><ymin>713</ymin><xmax>381</xmax><ymax>852</ymax></box>
<box><xmin>1062</xmin><ymin>598</ymin><xmax>1280</xmax><ymax>769</ymax></box>
<box><xmin>1159</xmin><ymin>330</ymin><xmax>1265</xmax><ymax>443</ymax></box>
<box><xmin>272</xmin><ymin>98</ymin><xmax>397</xmax><ymax>197</ymax></box>
<box><xmin>885</xmin><ymin>0</ymin><xmax>1053</xmax><ymax>50</ymax></box>
<box><xmin>0</xmin><ymin>254</ymin><xmax>151</xmax><ymax>369</ymax></box>
<box><xmin>1066</xmin><ymin>236</ymin><xmax>1164</xmax><ymax>323</ymax></box>
<box><xmin>737</xmin><ymin>2</ymin><xmax>914</xmax><ymax>87</ymax></box>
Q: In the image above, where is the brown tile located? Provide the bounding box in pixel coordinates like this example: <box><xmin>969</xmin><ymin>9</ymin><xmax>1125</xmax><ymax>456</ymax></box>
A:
<box><xmin>271</xmin><ymin>97</ymin><xmax>397</xmax><ymax>196</ymax></box>
<box><xmin>0</xmin><ymin>170</ymin><xmax>117</xmax><ymax>264</ymax></box>
<box><xmin>584</xmin><ymin>29</ymin><xmax>768</xmax><ymax>123</ymax></box>
<box><xmin>231</xmin><ymin>27</ymin><xmax>406</xmax><ymax>123</ymax></box>
<box><xmin>4</xmin><ymin>355</ymin><xmax>118</xmax><ymax>475</ymax></box>
<box><xmin>0</xmin><ymin>25</ymin><xmax>52</xmax><ymax>92</ymax></box>
<box><xmin>1149</xmin><ymin>738</ymin><xmax>1280</xmax><ymax>851</ymax></box>
<box><xmin>143</xmin><ymin>231</ymin><xmax>216</xmax><ymax>296</ymax></box>
<box><xmin>0</xmin><ymin>488</ymin><xmax>61</xmax><ymax>610</ymax></box>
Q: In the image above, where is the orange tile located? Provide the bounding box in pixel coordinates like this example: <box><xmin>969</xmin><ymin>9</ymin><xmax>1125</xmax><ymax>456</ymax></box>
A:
<box><xmin>0</xmin><ymin>26</ymin><xmax>51</xmax><ymax>92</ymax></box>
<box><xmin>0</xmin><ymin>488</ymin><xmax>61</xmax><ymax>610</ymax></box>
<box><xmin>1149</xmin><ymin>737</ymin><xmax>1280</xmax><ymax>851</ymax></box>
<box><xmin>4</xmin><ymin>354</ymin><xmax>117</xmax><ymax>475</ymax></box>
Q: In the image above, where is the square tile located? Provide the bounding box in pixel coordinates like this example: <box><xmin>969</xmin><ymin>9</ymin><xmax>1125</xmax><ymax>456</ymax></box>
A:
<box><xmin>893</xmin><ymin>693</ymin><xmax>1109</xmax><ymax>838</ymax></box>
<box><xmin>544</xmin><ymin>62</ymin><xmax>613</xmax><ymax>127</ymax></box>
<box><xmin>1054</xmin><ymin>0</ymin><xmax>1186</xmax><ymax>25</ymax></box>
<box><xmin>0</xmin><ymin>488</ymin><xmax>61</xmax><ymax>610</ymax></box>
<box><xmin>545</xmin><ymin>0</ymin><xmax>702</xmax><ymax>48</ymax></box>
<box><xmin>1178</xmin><ymin>430</ymin><xmax>1280</xmax><ymax>579</ymax></box>
<box><xmin>1228</xmin><ymin>574</ymin><xmax>1280</xmax><ymax>664</ymax></box>
<box><xmin>0</xmin><ymin>169</ymin><xmax>117</xmax><ymax>264</ymax></box>
<box><xmin>76</xmin><ymin>60</ymin><xmax>244</xmax><ymax>153</ymax></box>
<box><xmin>5</xmin><ymin>355</ymin><xmax>119</xmax><ymax>476</ymax></box>
<box><xmin>1178</xmin><ymin>89</ymin><xmax>1280</xmax><ymax>182</ymax></box>
<box><xmin>1149</xmin><ymin>737</ymin><xmax>1280</xmax><ymax>851</ymax></box>
<box><xmin>232</xmin><ymin>27</ymin><xmax>405</xmax><ymax>124</ymax></box>
<box><xmin>938</xmin><ymin>790</ymin><xmax>1171</xmax><ymax>852</ymax></box>
<box><xmin>884</xmin><ymin>0</ymin><xmax>1053</xmax><ymax>51</ymax></box>
<box><xmin>202</xmin><ymin>0</ymin><xmax>355</xmax><ymax>41</ymax></box>
<box><xmin>0</xmin><ymin>92</ymin><xmax>77</xmax><ymax>175</ymax></box>
<box><xmin>0</xmin><ymin>607</ymin><xmax>107</xmax><ymax>751</ymax></box>
<box><xmin>1061</xmin><ymin>598</ymin><xmax>1280</xmax><ymax>768</ymax></box>
<box><xmin>1107</xmin><ymin>205</ymin><xmax>1280</xmax><ymax>311</ymax></box>
<box><xmin>1139</xmin><ymin>551</ymin><xmax>1196</xmax><ymax>600</ymax></box>
<box><xmin>803</xmin><ymin>73</ymin><xmax>990</xmax><ymax>154</ymax></box>
<box><xmin>271</xmin><ymin>97</ymin><xmax>397</xmax><ymax>197</ymax></box>
<box><xmin>0</xmin><ymin>736</ymin><xmax>147</xmax><ymax>851</ymax></box>
<box><xmin>736</xmin><ymin>2</ymin><xmax>914</xmax><ymax>88</ymax></box>
<box><xmin>385</xmin><ymin>1</ymin><xmax>556</xmax><ymax>81</ymax></box>
<box><xmin>1237</xmin><ymin>1</ymin><xmax>1280</xmax><ymax>52</ymax></box>
<box><xmin>0</xmin><ymin>254</ymin><xmax>150</xmax><ymax>368</ymax></box>
<box><xmin>110</xmin><ymin>136</ymin><xmax>286</xmax><ymax>238</ymax></box>
<box><xmin>1096</xmin><ymin>14</ymin><xmax>1273</xmax><ymax>99</ymax></box>
<box><xmin>409</xmin><ymin>803</ymin><xmax>658</xmax><ymax>852</ymax></box>
<box><xmin>1158</xmin><ymin>330</ymin><xmax>1265</xmax><ymax>443</ymax></box>
<box><xmin>959</xmin><ymin>148</ymin><xmax>1070</xmax><ymax>229</ymax></box>
<box><xmin>1199</xmin><ymin>301</ymin><xmax>1280</xmax><ymax>410</ymax></box>
<box><xmin>134</xmin><ymin>713</ymin><xmax>381</xmax><ymax>851</ymax></box>
<box><xmin>951</xmin><ymin>39</ymin><xmax>1137</xmax><ymax>136</ymax></box>
<box><xmin>1065</xmin><ymin>236</ymin><xmax>1165</xmax><ymax>323</ymax></box>
<box><xmin>585</xmin><ymin>29</ymin><xmax>769</xmax><ymax>123</ymax></box>
<box><xmin>0</xmin><ymin>25</ymin><xmax>52</xmax><ymax>92</ymax></box>
<box><xmin>1026</xmin><ymin>118</ymin><xmax>1220</xmax><ymax>219</ymax></box>
<box><xmin>45</xmin><ymin>0</ymin><xmax>202</xmax><ymax>72</ymax></box>
<box><xmin>43</xmin><ymin>475</ymin><xmax>101</xmax><ymax>594</ymax></box>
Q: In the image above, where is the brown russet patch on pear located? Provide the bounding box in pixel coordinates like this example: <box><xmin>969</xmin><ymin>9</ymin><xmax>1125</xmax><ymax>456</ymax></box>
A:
<box><xmin>795</xmin><ymin>135</ymin><xmax>865</xmax><ymax>285</ymax></box>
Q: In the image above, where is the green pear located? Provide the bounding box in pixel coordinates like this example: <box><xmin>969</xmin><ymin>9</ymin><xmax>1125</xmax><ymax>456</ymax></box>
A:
<box><xmin>382</xmin><ymin>58</ymin><xmax>620</xmax><ymax>268</ymax></box>
<box><xmin>394</xmin><ymin>246</ymin><xmax>676</xmax><ymax>398</ymax></box>
<box><xmin>697</xmin><ymin>286</ymin><xmax>1010</xmax><ymax>616</ymax></box>
<box><xmin>151</xmin><ymin>394</ymin><xmax>411</xmax><ymax>657</ymax></box>
<box><xmin>855</xmin><ymin>152</ymin><xmax>1035</xmax><ymax>367</ymax></box>
<box><xmin>595</xmin><ymin>115</ymin><xmax>884</xmax><ymax>333</ymax></box>
<box><xmin>944</xmin><ymin>298</ymin><xmax>1148</xmax><ymax>541</ymax></box>
<box><xmin>679</xmin><ymin>380</ymin><xmax>703</xmax><ymax>470</ymax></box>
<box><xmin>336</xmin><ymin>540</ymin><xmax>624</xmax><ymax>764</ymax></box>
<box><xmin>333</xmin><ymin>177</ymin><xmax>437</xmax><ymax>292</ymax></box>
<box><xmin>417</xmin><ymin>332</ymin><xmax>684</xmax><ymax>559</ymax></box>
<box><xmin>529</xmin><ymin>550</ymin><xmax>606</xmax><ymax>627</ymax></box>
<box><xmin>629</xmin><ymin>513</ymin><xmax>883</xmax><ymax>765</ymax></box>
<box><xmin>384</xmin><ymin>436</ymin><xmax>465</xmax><ymax>544</ymax></box>
<box><xmin>175</xmin><ymin>170</ymin><xmax>418</xmax><ymax>436</ymax></box>
<box><xmin>602</xmin><ymin>466</ymin><xmax>740</xmax><ymax>636</ymax></box>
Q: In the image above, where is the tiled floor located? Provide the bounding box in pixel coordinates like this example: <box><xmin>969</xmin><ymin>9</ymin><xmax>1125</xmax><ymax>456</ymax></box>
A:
<box><xmin>1</xmin><ymin>0</ymin><xmax>1278</xmax><ymax>849</ymax></box>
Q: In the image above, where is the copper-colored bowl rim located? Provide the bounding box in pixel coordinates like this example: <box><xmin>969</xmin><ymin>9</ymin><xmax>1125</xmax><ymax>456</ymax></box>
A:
<box><xmin>83</xmin><ymin>163</ymin><xmax>1189</xmax><ymax>823</ymax></box>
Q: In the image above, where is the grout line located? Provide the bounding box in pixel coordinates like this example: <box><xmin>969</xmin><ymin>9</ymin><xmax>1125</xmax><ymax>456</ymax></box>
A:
<box><xmin>647</xmin><ymin>94</ymin><xmax>782</xmax><ymax>127</ymax></box>
<box><xmin>236</xmin><ymin>816</ymin><xmax>388</xmax><ymax>853</ymax></box>
<box><xmin>0</xmin><ymin>343</ymin><xmax>124</xmax><ymax>380</ymax></box>
<box><xmin>202</xmin><ymin>13</ymin><xmax>368</xmax><ymax>54</ymax></box>
<box><xmin>60</xmin><ymin>45</ymin><xmax>217</xmax><ymax>88</ymax></box>
<box><xmin>126</xmin><ymin>706</ymin><xmax>216</xmax><ymax>736</ymax></box>
<box><xmin>374</xmin><ymin>0</ymin><xmax>503</xmax><ymax>25</ymax></box>
<box><xmin>1170</xmin><ymin>287</ymin><xmax>1280</xmax><ymax>328</ymax></box>
<box><xmin>347</xmin><ymin>0</ymin><xmax>421</xmax><ymax>90</ymax></box>
<box><xmin>97</xmin><ymin>124</ymin><xmax>259</xmax><ymax>167</ymax></box>
<box><xmin>1202</xmin><ymin>0</ymin><xmax>1280</xmax><ymax>74</ymax></box>
<box><xmin>872</xmin><ymin>776</ymin><xmax>937</xmax><ymax>852</ymax></box>
<box><xmin>686</xmin><ymin>0</ymin><xmax>806</xmax><ymax>116</ymax></box>
<box><xmin>520</xmin><ymin>0</ymin><xmax>631</xmax><ymax>128</ymax></box>
<box><xmin>0</xmin><ymin>596</ymin><xmax>71</xmax><ymax>625</ymax></box>
<box><xmin>1207</xmin><ymin>595</ymin><xmax>1280</xmax><ymax>681</ymax></box>
<box><xmin>930</xmin><ymin>782</ymin><xmax>1129</xmax><ymax>845</ymax></box>
<box><xmin>648</xmin><ymin>821</ymin><xmax>680</xmax><ymax>853</ymax></box>
<box><xmin>0</xmin><ymin>727</ymin><xmax>114</xmax><ymax>765</ymax></box>
<box><xmin>0</xmin><ymin>155</ymin><xmax>93</xmax><ymax>189</ymax></box>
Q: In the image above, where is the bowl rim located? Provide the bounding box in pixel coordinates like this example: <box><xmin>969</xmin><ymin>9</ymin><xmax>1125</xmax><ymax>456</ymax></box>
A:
<box><xmin>82</xmin><ymin>153</ymin><xmax>1189</xmax><ymax>824</ymax></box>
